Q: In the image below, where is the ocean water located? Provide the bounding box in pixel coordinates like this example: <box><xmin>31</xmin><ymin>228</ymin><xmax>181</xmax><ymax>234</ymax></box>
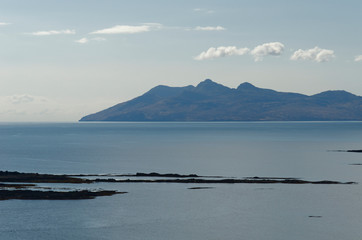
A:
<box><xmin>0</xmin><ymin>122</ymin><xmax>362</xmax><ymax>240</ymax></box>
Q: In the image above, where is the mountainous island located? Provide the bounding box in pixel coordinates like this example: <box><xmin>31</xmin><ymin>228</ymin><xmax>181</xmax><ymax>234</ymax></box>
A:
<box><xmin>80</xmin><ymin>79</ymin><xmax>362</xmax><ymax>121</ymax></box>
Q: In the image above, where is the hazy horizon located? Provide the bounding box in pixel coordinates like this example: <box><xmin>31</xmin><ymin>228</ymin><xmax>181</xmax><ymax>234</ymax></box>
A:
<box><xmin>1</xmin><ymin>0</ymin><xmax>362</xmax><ymax>121</ymax></box>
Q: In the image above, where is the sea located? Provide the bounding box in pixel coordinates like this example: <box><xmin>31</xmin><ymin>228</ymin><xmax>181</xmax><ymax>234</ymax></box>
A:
<box><xmin>1</xmin><ymin>122</ymin><xmax>362</xmax><ymax>240</ymax></box>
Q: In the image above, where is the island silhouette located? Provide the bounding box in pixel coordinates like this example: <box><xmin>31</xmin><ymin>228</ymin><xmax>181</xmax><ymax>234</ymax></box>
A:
<box><xmin>80</xmin><ymin>79</ymin><xmax>362</xmax><ymax>121</ymax></box>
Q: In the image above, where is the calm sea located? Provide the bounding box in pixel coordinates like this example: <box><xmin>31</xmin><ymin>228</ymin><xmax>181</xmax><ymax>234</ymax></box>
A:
<box><xmin>1</xmin><ymin>122</ymin><xmax>362</xmax><ymax>240</ymax></box>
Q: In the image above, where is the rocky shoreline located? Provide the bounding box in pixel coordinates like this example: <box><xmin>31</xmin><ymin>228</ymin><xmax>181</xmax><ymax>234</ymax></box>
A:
<box><xmin>93</xmin><ymin>177</ymin><xmax>356</xmax><ymax>184</ymax></box>
<box><xmin>0</xmin><ymin>189</ymin><xmax>126</xmax><ymax>200</ymax></box>
<box><xmin>0</xmin><ymin>171</ymin><xmax>357</xmax><ymax>200</ymax></box>
<box><xmin>0</xmin><ymin>171</ymin><xmax>91</xmax><ymax>183</ymax></box>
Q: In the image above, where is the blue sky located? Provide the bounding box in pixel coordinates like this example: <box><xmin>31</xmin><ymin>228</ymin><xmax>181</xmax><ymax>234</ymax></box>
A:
<box><xmin>0</xmin><ymin>0</ymin><xmax>361</xmax><ymax>121</ymax></box>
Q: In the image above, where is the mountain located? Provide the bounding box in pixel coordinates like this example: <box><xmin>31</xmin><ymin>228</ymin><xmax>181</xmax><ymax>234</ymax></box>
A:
<box><xmin>80</xmin><ymin>79</ymin><xmax>362</xmax><ymax>121</ymax></box>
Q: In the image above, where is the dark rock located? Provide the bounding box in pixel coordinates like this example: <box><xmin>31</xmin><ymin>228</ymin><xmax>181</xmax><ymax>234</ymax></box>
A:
<box><xmin>347</xmin><ymin>150</ymin><xmax>362</xmax><ymax>153</ymax></box>
<box><xmin>0</xmin><ymin>189</ymin><xmax>126</xmax><ymax>200</ymax></box>
<box><xmin>94</xmin><ymin>177</ymin><xmax>356</xmax><ymax>185</ymax></box>
<box><xmin>2</xmin><ymin>171</ymin><xmax>356</xmax><ymax>188</ymax></box>
<box><xmin>0</xmin><ymin>183</ymin><xmax>36</xmax><ymax>189</ymax></box>
<box><xmin>331</xmin><ymin>149</ymin><xmax>362</xmax><ymax>153</ymax></box>
<box><xmin>0</xmin><ymin>171</ymin><xmax>91</xmax><ymax>184</ymax></box>
<box><xmin>135</xmin><ymin>172</ymin><xmax>199</xmax><ymax>178</ymax></box>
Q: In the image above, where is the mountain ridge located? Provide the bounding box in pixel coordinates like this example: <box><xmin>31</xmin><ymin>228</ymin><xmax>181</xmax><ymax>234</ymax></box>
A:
<box><xmin>80</xmin><ymin>79</ymin><xmax>362</xmax><ymax>121</ymax></box>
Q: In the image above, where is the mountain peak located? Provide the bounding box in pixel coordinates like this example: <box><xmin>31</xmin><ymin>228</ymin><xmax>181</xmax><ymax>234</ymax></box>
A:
<box><xmin>196</xmin><ymin>79</ymin><xmax>217</xmax><ymax>87</ymax></box>
<box><xmin>237</xmin><ymin>82</ymin><xmax>257</xmax><ymax>90</ymax></box>
<box><xmin>195</xmin><ymin>79</ymin><xmax>231</xmax><ymax>94</ymax></box>
<box><xmin>311</xmin><ymin>90</ymin><xmax>359</xmax><ymax>103</ymax></box>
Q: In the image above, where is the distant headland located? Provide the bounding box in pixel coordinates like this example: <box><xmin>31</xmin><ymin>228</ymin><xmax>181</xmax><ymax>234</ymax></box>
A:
<box><xmin>80</xmin><ymin>79</ymin><xmax>362</xmax><ymax>121</ymax></box>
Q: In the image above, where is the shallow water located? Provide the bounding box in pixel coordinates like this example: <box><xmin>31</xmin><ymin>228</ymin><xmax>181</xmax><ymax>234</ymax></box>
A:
<box><xmin>0</xmin><ymin>122</ymin><xmax>362</xmax><ymax>239</ymax></box>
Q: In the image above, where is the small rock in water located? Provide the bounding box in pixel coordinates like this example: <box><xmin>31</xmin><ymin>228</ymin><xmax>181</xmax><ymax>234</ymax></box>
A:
<box><xmin>188</xmin><ymin>187</ymin><xmax>214</xmax><ymax>190</ymax></box>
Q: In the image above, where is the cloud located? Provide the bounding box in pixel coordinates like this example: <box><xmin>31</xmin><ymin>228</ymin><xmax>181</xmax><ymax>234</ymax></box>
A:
<box><xmin>194</xmin><ymin>46</ymin><xmax>250</xmax><ymax>60</ymax></box>
<box><xmin>2</xmin><ymin>94</ymin><xmax>48</xmax><ymax>105</ymax></box>
<box><xmin>0</xmin><ymin>94</ymin><xmax>60</xmax><ymax>121</ymax></box>
<box><xmin>290</xmin><ymin>47</ymin><xmax>335</xmax><ymax>62</ymax></box>
<box><xmin>30</xmin><ymin>29</ymin><xmax>75</xmax><ymax>36</ymax></box>
<box><xmin>75</xmin><ymin>37</ymin><xmax>106</xmax><ymax>44</ymax></box>
<box><xmin>10</xmin><ymin>95</ymin><xmax>35</xmax><ymax>104</ymax></box>
<box><xmin>194</xmin><ymin>26</ymin><xmax>225</xmax><ymax>31</ymax></box>
<box><xmin>75</xmin><ymin>38</ymin><xmax>88</xmax><ymax>44</ymax></box>
<box><xmin>195</xmin><ymin>42</ymin><xmax>286</xmax><ymax>61</ymax></box>
<box><xmin>250</xmin><ymin>42</ymin><xmax>285</xmax><ymax>61</ymax></box>
<box><xmin>90</xmin><ymin>23</ymin><xmax>162</xmax><ymax>34</ymax></box>
<box><xmin>0</xmin><ymin>22</ymin><xmax>10</xmax><ymax>26</ymax></box>
<box><xmin>193</xmin><ymin>8</ymin><xmax>214</xmax><ymax>14</ymax></box>
<box><xmin>354</xmin><ymin>55</ymin><xmax>362</xmax><ymax>62</ymax></box>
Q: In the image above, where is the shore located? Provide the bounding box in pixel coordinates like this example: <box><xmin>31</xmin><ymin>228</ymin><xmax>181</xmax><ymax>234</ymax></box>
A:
<box><xmin>0</xmin><ymin>170</ymin><xmax>357</xmax><ymax>200</ymax></box>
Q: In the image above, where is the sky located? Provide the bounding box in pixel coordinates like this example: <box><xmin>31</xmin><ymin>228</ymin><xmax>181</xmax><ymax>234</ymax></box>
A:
<box><xmin>0</xmin><ymin>0</ymin><xmax>362</xmax><ymax>122</ymax></box>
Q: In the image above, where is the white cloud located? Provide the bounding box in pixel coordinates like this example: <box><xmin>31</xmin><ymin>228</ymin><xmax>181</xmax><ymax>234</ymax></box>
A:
<box><xmin>250</xmin><ymin>42</ymin><xmax>285</xmax><ymax>61</ymax></box>
<box><xmin>194</xmin><ymin>26</ymin><xmax>225</xmax><ymax>31</ymax></box>
<box><xmin>0</xmin><ymin>22</ymin><xmax>10</xmax><ymax>26</ymax></box>
<box><xmin>30</xmin><ymin>29</ymin><xmax>76</xmax><ymax>36</ymax></box>
<box><xmin>75</xmin><ymin>37</ymin><xmax>106</xmax><ymax>44</ymax></box>
<box><xmin>193</xmin><ymin>8</ymin><xmax>214</xmax><ymax>14</ymax></box>
<box><xmin>142</xmin><ymin>23</ymin><xmax>163</xmax><ymax>28</ymax></box>
<box><xmin>75</xmin><ymin>38</ymin><xmax>89</xmax><ymax>44</ymax></box>
<box><xmin>0</xmin><ymin>94</ymin><xmax>61</xmax><ymax>121</ymax></box>
<box><xmin>1</xmin><ymin>94</ymin><xmax>48</xmax><ymax>105</ymax></box>
<box><xmin>354</xmin><ymin>55</ymin><xmax>362</xmax><ymax>62</ymax></box>
<box><xmin>194</xmin><ymin>46</ymin><xmax>250</xmax><ymax>60</ymax></box>
<box><xmin>90</xmin><ymin>23</ymin><xmax>162</xmax><ymax>34</ymax></box>
<box><xmin>290</xmin><ymin>47</ymin><xmax>335</xmax><ymax>62</ymax></box>
<box><xmin>10</xmin><ymin>94</ymin><xmax>35</xmax><ymax>104</ymax></box>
